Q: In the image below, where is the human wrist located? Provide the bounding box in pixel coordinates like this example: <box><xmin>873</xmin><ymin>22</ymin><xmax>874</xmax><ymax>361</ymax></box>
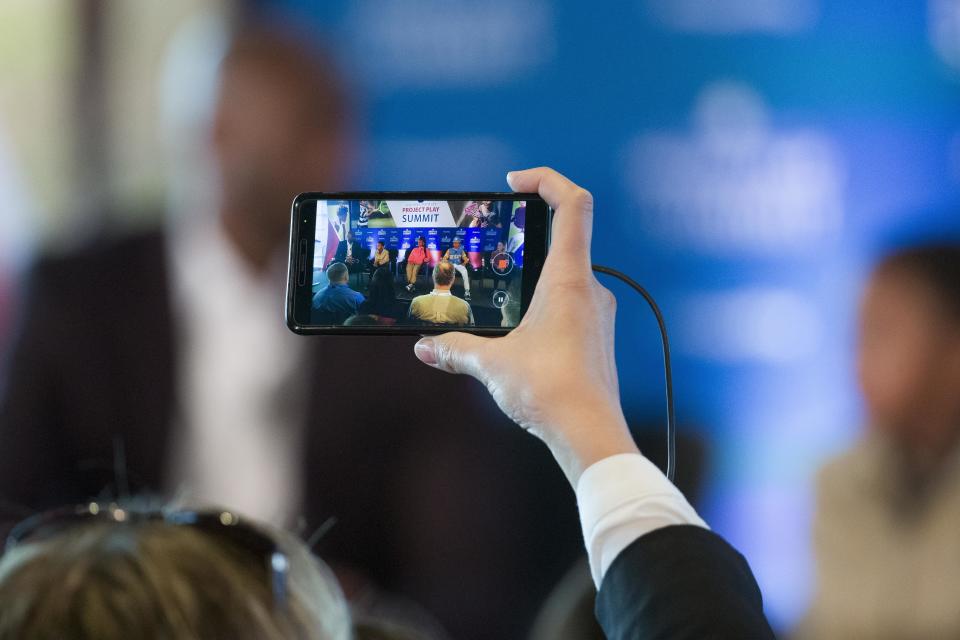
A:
<box><xmin>538</xmin><ymin>402</ymin><xmax>639</xmax><ymax>487</ymax></box>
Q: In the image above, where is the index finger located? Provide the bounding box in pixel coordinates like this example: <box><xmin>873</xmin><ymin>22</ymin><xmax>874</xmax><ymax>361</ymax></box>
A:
<box><xmin>506</xmin><ymin>167</ymin><xmax>593</xmax><ymax>271</ymax></box>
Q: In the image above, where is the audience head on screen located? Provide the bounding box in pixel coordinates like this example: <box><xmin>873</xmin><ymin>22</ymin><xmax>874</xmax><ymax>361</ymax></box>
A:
<box><xmin>859</xmin><ymin>243</ymin><xmax>960</xmax><ymax>467</ymax></box>
<box><xmin>0</xmin><ymin>512</ymin><xmax>350</xmax><ymax>640</ymax></box>
<box><xmin>343</xmin><ymin>314</ymin><xmax>379</xmax><ymax>326</ymax></box>
<box><xmin>327</xmin><ymin>262</ymin><xmax>349</xmax><ymax>285</ymax></box>
<box><xmin>432</xmin><ymin>262</ymin><xmax>455</xmax><ymax>290</ymax></box>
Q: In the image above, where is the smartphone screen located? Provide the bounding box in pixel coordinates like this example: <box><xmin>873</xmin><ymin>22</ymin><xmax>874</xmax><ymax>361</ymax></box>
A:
<box><xmin>286</xmin><ymin>193</ymin><xmax>549</xmax><ymax>335</ymax></box>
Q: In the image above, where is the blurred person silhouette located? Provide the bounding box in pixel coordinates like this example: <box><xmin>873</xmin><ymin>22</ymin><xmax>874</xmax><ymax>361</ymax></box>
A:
<box><xmin>358</xmin><ymin>266</ymin><xmax>403</xmax><ymax>324</ymax></box>
<box><xmin>0</xmin><ymin>14</ymin><xmax>442</xmax><ymax>625</ymax></box>
<box><xmin>799</xmin><ymin>243</ymin><xmax>960</xmax><ymax>639</ymax></box>
<box><xmin>408</xmin><ymin>262</ymin><xmax>474</xmax><ymax>326</ymax></box>
<box><xmin>313</xmin><ymin>262</ymin><xmax>365</xmax><ymax>324</ymax></box>
<box><xmin>0</xmin><ymin>20</ymin><xmax>587</xmax><ymax>639</ymax></box>
<box><xmin>0</xmin><ymin>19</ymin><xmax>353</xmax><ymax>527</ymax></box>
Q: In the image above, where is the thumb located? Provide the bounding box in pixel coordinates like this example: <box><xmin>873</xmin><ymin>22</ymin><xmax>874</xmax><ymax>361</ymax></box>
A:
<box><xmin>414</xmin><ymin>332</ymin><xmax>490</xmax><ymax>379</ymax></box>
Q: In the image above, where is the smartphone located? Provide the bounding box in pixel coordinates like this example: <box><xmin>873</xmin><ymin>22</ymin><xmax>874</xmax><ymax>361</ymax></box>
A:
<box><xmin>286</xmin><ymin>192</ymin><xmax>550</xmax><ymax>335</ymax></box>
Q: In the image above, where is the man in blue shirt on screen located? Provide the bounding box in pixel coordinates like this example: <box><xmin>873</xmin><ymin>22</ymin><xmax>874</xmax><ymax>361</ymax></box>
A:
<box><xmin>312</xmin><ymin>261</ymin><xmax>365</xmax><ymax>324</ymax></box>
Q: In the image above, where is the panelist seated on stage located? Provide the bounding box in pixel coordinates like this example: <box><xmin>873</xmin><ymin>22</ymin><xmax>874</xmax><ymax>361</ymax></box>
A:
<box><xmin>333</xmin><ymin>231</ymin><xmax>365</xmax><ymax>273</ymax></box>
<box><xmin>403</xmin><ymin>236</ymin><xmax>430</xmax><ymax>292</ymax></box>
<box><xmin>442</xmin><ymin>238</ymin><xmax>471</xmax><ymax>301</ymax></box>
<box><xmin>312</xmin><ymin>262</ymin><xmax>364</xmax><ymax>324</ymax></box>
<box><xmin>370</xmin><ymin>241</ymin><xmax>390</xmax><ymax>271</ymax></box>
<box><xmin>408</xmin><ymin>262</ymin><xmax>475</xmax><ymax>326</ymax></box>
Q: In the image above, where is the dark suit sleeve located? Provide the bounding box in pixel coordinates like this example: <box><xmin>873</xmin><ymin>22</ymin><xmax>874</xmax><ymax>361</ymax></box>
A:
<box><xmin>595</xmin><ymin>525</ymin><xmax>775</xmax><ymax>639</ymax></box>
<box><xmin>334</xmin><ymin>240</ymin><xmax>346</xmax><ymax>263</ymax></box>
<box><xmin>0</xmin><ymin>259</ymin><xmax>71</xmax><ymax>527</ymax></box>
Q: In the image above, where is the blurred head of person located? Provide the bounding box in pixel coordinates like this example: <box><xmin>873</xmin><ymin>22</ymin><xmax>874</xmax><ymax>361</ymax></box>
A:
<box><xmin>212</xmin><ymin>24</ymin><xmax>351</xmax><ymax>271</ymax></box>
<box><xmin>432</xmin><ymin>262</ymin><xmax>455</xmax><ymax>290</ymax></box>
<box><xmin>858</xmin><ymin>243</ymin><xmax>960</xmax><ymax>469</ymax></box>
<box><xmin>0</xmin><ymin>509</ymin><xmax>350</xmax><ymax>640</ymax></box>
<box><xmin>326</xmin><ymin>262</ymin><xmax>349</xmax><ymax>285</ymax></box>
<box><xmin>342</xmin><ymin>314</ymin><xmax>379</xmax><ymax>327</ymax></box>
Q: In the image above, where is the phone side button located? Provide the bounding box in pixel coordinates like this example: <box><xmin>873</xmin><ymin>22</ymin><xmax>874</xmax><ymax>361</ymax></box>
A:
<box><xmin>298</xmin><ymin>239</ymin><xmax>309</xmax><ymax>285</ymax></box>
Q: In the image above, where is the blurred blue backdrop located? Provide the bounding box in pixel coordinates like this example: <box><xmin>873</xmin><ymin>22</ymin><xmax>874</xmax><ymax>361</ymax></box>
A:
<box><xmin>258</xmin><ymin>0</ymin><xmax>960</xmax><ymax>627</ymax></box>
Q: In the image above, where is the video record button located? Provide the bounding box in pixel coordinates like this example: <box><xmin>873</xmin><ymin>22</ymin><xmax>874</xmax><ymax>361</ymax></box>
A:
<box><xmin>490</xmin><ymin>252</ymin><xmax>514</xmax><ymax>277</ymax></box>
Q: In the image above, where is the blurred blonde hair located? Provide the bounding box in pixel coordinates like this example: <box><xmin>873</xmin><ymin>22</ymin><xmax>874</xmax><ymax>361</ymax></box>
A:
<box><xmin>0</xmin><ymin>514</ymin><xmax>351</xmax><ymax>640</ymax></box>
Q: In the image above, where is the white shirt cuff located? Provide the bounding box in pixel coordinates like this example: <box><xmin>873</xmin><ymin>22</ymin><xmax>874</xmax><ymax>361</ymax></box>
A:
<box><xmin>576</xmin><ymin>452</ymin><xmax>708</xmax><ymax>588</ymax></box>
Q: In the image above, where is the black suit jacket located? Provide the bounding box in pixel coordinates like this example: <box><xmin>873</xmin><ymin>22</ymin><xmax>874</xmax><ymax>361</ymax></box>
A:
<box><xmin>596</xmin><ymin>525</ymin><xmax>775</xmax><ymax>639</ymax></box>
<box><xmin>334</xmin><ymin>239</ymin><xmax>365</xmax><ymax>265</ymax></box>
<box><xmin>0</xmin><ymin>229</ymin><xmax>583</xmax><ymax>639</ymax></box>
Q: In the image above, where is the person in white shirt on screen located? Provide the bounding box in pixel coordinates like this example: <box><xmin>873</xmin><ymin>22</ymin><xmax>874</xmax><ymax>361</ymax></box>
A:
<box><xmin>442</xmin><ymin>238</ymin><xmax>471</xmax><ymax>300</ymax></box>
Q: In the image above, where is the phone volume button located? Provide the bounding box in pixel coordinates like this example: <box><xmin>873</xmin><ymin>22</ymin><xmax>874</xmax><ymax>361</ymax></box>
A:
<box><xmin>298</xmin><ymin>239</ymin><xmax>309</xmax><ymax>285</ymax></box>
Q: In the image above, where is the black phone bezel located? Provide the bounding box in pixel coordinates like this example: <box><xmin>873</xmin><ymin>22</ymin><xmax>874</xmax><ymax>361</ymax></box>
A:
<box><xmin>286</xmin><ymin>191</ymin><xmax>550</xmax><ymax>336</ymax></box>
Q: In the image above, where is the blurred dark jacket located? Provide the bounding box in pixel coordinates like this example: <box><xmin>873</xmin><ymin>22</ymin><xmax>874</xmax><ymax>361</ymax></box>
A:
<box><xmin>334</xmin><ymin>239</ymin><xmax>367</xmax><ymax>267</ymax></box>
<box><xmin>0</xmin><ymin>228</ymin><xmax>583</xmax><ymax>640</ymax></box>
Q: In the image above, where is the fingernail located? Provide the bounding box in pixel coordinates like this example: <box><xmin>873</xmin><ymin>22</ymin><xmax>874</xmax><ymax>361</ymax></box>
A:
<box><xmin>414</xmin><ymin>338</ymin><xmax>437</xmax><ymax>366</ymax></box>
<box><xmin>506</xmin><ymin>171</ymin><xmax>517</xmax><ymax>189</ymax></box>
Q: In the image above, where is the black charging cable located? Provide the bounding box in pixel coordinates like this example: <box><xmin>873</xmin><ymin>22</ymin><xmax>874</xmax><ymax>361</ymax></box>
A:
<box><xmin>591</xmin><ymin>265</ymin><xmax>676</xmax><ymax>484</ymax></box>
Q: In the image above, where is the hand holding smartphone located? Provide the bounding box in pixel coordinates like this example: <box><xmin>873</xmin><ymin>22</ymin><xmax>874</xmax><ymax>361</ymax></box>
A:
<box><xmin>286</xmin><ymin>193</ymin><xmax>550</xmax><ymax>335</ymax></box>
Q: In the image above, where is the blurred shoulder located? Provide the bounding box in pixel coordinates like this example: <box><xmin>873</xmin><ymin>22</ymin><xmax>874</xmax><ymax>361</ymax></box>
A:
<box><xmin>816</xmin><ymin>433</ymin><xmax>886</xmax><ymax>497</ymax></box>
